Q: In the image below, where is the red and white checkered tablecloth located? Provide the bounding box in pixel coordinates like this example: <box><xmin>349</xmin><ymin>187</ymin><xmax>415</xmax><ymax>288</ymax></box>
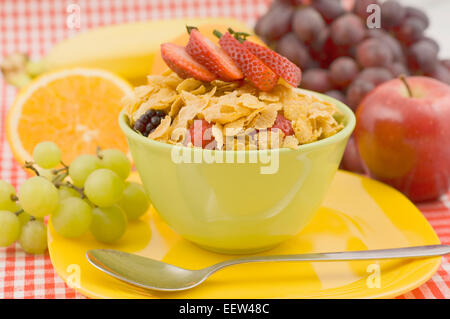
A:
<box><xmin>0</xmin><ymin>0</ymin><xmax>449</xmax><ymax>299</ymax></box>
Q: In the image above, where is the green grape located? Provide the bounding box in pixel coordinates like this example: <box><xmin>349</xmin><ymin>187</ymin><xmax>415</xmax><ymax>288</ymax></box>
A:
<box><xmin>58</xmin><ymin>185</ymin><xmax>80</xmax><ymax>200</ymax></box>
<box><xmin>84</xmin><ymin>169</ymin><xmax>124</xmax><ymax>207</ymax></box>
<box><xmin>51</xmin><ymin>197</ymin><xmax>93</xmax><ymax>238</ymax></box>
<box><xmin>18</xmin><ymin>176</ymin><xmax>59</xmax><ymax>218</ymax></box>
<box><xmin>91</xmin><ymin>205</ymin><xmax>127</xmax><ymax>244</ymax></box>
<box><xmin>19</xmin><ymin>220</ymin><xmax>47</xmax><ymax>254</ymax></box>
<box><xmin>32</xmin><ymin>141</ymin><xmax>61</xmax><ymax>169</ymax></box>
<box><xmin>99</xmin><ymin>149</ymin><xmax>131</xmax><ymax>180</ymax></box>
<box><xmin>38</xmin><ymin>168</ymin><xmax>55</xmax><ymax>181</ymax></box>
<box><xmin>69</xmin><ymin>154</ymin><xmax>101</xmax><ymax>187</ymax></box>
<box><xmin>18</xmin><ymin>211</ymin><xmax>34</xmax><ymax>226</ymax></box>
<box><xmin>0</xmin><ymin>180</ymin><xmax>19</xmax><ymax>212</ymax></box>
<box><xmin>0</xmin><ymin>210</ymin><xmax>21</xmax><ymax>247</ymax></box>
<box><xmin>118</xmin><ymin>182</ymin><xmax>150</xmax><ymax>220</ymax></box>
<box><xmin>17</xmin><ymin>209</ymin><xmax>43</xmax><ymax>225</ymax></box>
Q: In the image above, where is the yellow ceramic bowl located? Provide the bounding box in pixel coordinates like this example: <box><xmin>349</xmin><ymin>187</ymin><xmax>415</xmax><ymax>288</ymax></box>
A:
<box><xmin>119</xmin><ymin>89</ymin><xmax>356</xmax><ymax>254</ymax></box>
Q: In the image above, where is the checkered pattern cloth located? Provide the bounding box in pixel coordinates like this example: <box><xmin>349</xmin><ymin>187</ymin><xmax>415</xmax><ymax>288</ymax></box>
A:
<box><xmin>0</xmin><ymin>0</ymin><xmax>449</xmax><ymax>299</ymax></box>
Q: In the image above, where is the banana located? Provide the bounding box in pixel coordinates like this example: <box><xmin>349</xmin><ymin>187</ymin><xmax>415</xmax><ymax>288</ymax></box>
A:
<box><xmin>1</xmin><ymin>18</ymin><xmax>254</xmax><ymax>87</ymax></box>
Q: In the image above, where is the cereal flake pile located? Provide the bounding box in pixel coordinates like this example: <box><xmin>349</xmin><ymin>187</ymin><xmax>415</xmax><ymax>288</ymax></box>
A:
<box><xmin>124</xmin><ymin>71</ymin><xmax>343</xmax><ymax>150</ymax></box>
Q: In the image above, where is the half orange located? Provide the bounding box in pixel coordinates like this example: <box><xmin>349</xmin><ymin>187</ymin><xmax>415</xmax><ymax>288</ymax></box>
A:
<box><xmin>6</xmin><ymin>68</ymin><xmax>133</xmax><ymax>165</ymax></box>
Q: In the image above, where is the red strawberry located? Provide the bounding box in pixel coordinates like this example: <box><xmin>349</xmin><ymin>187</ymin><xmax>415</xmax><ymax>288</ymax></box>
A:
<box><xmin>218</xmin><ymin>32</ymin><xmax>279</xmax><ymax>92</ymax></box>
<box><xmin>243</xmin><ymin>40</ymin><xmax>302</xmax><ymax>87</ymax></box>
<box><xmin>186</xmin><ymin>29</ymin><xmax>244</xmax><ymax>81</ymax></box>
<box><xmin>160</xmin><ymin>43</ymin><xmax>217</xmax><ymax>82</ymax></box>
<box><xmin>189</xmin><ymin>119</ymin><xmax>215</xmax><ymax>148</ymax></box>
<box><xmin>272</xmin><ymin>114</ymin><xmax>294</xmax><ymax>136</ymax></box>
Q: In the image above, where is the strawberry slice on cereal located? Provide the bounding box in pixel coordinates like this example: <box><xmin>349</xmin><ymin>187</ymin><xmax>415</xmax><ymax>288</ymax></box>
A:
<box><xmin>242</xmin><ymin>40</ymin><xmax>302</xmax><ymax>88</ymax></box>
<box><xmin>189</xmin><ymin>119</ymin><xmax>215</xmax><ymax>149</ymax></box>
<box><xmin>185</xmin><ymin>27</ymin><xmax>244</xmax><ymax>81</ymax></box>
<box><xmin>272</xmin><ymin>114</ymin><xmax>294</xmax><ymax>136</ymax></box>
<box><xmin>160</xmin><ymin>43</ymin><xmax>217</xmax><ymax>82</ymax></box>
<box><xmin>216</xmin><ymin>31</ymin><xmax>279</xmax><ymax>92</ymax></box>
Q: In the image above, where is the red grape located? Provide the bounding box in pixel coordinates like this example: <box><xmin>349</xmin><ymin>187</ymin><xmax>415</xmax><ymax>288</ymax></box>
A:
<box><xmin>329</xmin><ymin>56</ymin><xmax>359</xmax><ymax>88</ymax></box>
<box><xmin>353</xmin><ymin>0</ymin><xmax>380</xmax><ymax>20</ymax></box>
<box><xmin>330</xmin><ymin>13</ymin><xmax>365</xmax><ymax>46</ymax></box>
<box><xmin>312</xmin><ymin>0</ymin><xmax>346</xmax><ymax>24</ymax></box>
<box><xmin>388</xmin><ymin>63</ymin><xmax>409</xmax><ymax>77</ymax></box>
<box><xmin>357</xmin><ymin>67</ymin><xmax>393</xmax><ymax>86</ymax></box>
<box><xmin>408</xmin><ymin>40</ymin><xmax>438</xmax><ymax>74</ymax></box>
<box><xmin>310</xmin><ymin>27</ymin><xmax>330</xmax><ymax>55</ymax></box>
<box><xmin>420</xmin><ymin>37</ymin><xmax>439</xmax><ymax>52</ymax></box>
<box><xmin>340</xmin><ymin>137</ymin><xmax>365</xmax><ymax>173</ymax></box>
<box><xmin>325</xmin><ymin>90</ymin><xmax>347</xmax><ymax>104</ymax></box>
<box><xmin>394</xmin><ymin>17</ymin><xmax>426</xmax><ymax>45</ymax></box>
<box><xmin>380</xmin><ymin>0</ymin><xmax>406</xmax><ymax>29</ymax></box>
<box><xmin>405</xmin><ymin>6</ymin><xmax>429</xmax><ymax>29</ymax></box>
<box><xmin>301</xmin><ymin>68</ymin><xmax>334</xmax><ymax>93</ymax></box>
<box><xmin>442</xmin><ymin>59</ymin><xmax>450</xmax><ymax>71</ymax></box>
<box><xmin>366</xmin><ymin>28</ymin><xmax>386</xmax><ymax>39</ymax></box>
<box><xmin>346</xmin><ymin>79</ymin><xmax>374</xmax><ymax>111</ymax></box>
<box><xmin>310</xmin><ymin>29</ymin><xmax>349</xmax><ymax>68</ymax></box>
<box><xmin>427</xmin><ymin>64</ymin><xmax>450</xmax><ymax>85</ymax></box>
<box><xmin>356</xmin><ymin>38</ymin><xmax>394</xmax><ymax>68</ymax></box>
<box><xmin>276</xmin><ymin>32</ymin><xmax>311</xmax><ymax>68</ymax></box>
<box><xmin>380</xmin><ymin>33</ymin><xmax>405</xmax><ymax>63</ymax></box>
<box><xmin>292</xmin><ymin>7</ymin><xmax>326</xmax><ymax>44</ymax></box>
<box><xmin>255</xmin><ymin>2</ymin><xmax>294</xmax><ymax>41</ymax></box>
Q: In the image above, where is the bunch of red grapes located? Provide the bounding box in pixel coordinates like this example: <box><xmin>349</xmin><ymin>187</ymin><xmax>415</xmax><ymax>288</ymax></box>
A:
<box><xmin>255</xmin><ymin>0</ymin><xmax>450</xmax><ymax>111</ymax></box>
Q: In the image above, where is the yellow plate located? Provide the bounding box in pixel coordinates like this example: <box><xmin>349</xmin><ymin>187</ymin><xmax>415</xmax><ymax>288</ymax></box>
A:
<box><xmin>47</xmin><ymin>171</ymin><xmax>441</xmax><ymax>299</ymax></box>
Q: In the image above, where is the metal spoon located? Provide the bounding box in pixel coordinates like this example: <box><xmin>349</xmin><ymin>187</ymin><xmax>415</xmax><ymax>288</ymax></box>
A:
<box><xmin>86</xmin><ymin>244</ymin><xmax>450</xmax><ymax>292</ymax></box>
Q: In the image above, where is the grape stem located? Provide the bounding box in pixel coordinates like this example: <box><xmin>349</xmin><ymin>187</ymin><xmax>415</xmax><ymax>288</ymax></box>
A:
<box><xmin>10</xmin><ymin>194</ymin><xmax>18</xmax><ymax>202</ymax></box>
<box><xmin>60</xmin><ymin>160</ymin><xmax>69</xmax><ymax>169</ymax></box>
<box><xmin>96</xmin><ymin>146</ymin><xmax>103</xmax><ymax>159</ymax></box>
<box><xmin>55</xmin><ymin>181</ymin><xmax>86</xmax><ymax>199</ymax></box>
<box><xmin>52</xmin><ymin>172</ymin><xmax>68</xmax><ymax>184</ymax></box>
<box><xmin>23</xmin><ymin>161</ymin><xmax>40</xmax><ymax>176</ymax></box>
<box><xmin>399</xmin><ymin>75</ymin><xmax>413</xmax><ymax>98</ymax></box>
<box><xmin>14</xmin><ymin>208</ymin><xmax>24</xmax><ymax>216</ymax></box>
<box><xmin>52</xmin><ymin>167</ymin><xmax>68</xmax><ymax>175</ymax></box>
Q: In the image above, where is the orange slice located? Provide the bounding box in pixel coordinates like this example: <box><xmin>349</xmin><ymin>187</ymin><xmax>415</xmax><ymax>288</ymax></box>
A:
<box><xmin>6</xmin><ymin>68</ymin><xmax>134</xmax><ymax>165</ymax></box>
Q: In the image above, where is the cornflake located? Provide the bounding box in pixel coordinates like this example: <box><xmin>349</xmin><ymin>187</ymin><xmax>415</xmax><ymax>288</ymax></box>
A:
<box><xmin>124</xmin><ymin>71</ymin><xmax>344</xmax><ymax>150</ymax></box>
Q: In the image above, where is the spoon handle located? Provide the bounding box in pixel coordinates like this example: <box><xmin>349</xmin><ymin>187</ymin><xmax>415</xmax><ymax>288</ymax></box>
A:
<box><xmin>208</xmin><ymin>245</ymin><xmax>450</xmax><ymax>273</ymax></box>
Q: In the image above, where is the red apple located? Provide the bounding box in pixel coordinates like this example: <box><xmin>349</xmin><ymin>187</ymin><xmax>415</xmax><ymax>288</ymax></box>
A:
<box><xmin>354</xmin><ymin>76</ymin><xmax>450</xmax><ymax>202</ymax></box>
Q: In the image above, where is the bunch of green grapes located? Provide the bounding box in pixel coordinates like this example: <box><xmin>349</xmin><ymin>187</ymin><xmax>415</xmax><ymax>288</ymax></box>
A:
<box><xmin>0</xmin><ymin>142</ymin><xmax>150</xmax><ymax>254</ymax></box>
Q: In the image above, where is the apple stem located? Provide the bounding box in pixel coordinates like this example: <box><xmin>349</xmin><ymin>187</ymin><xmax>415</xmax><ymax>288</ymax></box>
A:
<box><xmin>399</xmin><ymin>75</ymin><xmax>413</xmax><ymax>98</ymax></box>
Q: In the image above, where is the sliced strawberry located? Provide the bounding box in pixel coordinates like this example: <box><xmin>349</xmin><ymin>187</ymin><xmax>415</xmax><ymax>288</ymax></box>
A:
<box><xmin>160</xmin><ymin>43</ymin><xmax>217</xmax><ymax>82</ymax></box>
<box><xmin>218</xmin><ymin>32</ymin><xmax>279</xmax><ymax>92</ymax></box>
<box><xmin>186</xmin><ymin>29</ymin><xmax>244</xmax><ymax>81</ymax></box>
<box><xmin>243</xmin><ymin>40</ymin><xmax>302</xmax><ymax>87</ymax></box>
<box><xmin>189</xmin><ymin>119</ymin><xmax>215</xmax><ymax>148</ymax></box>
<box><xmin>272</xmin><ymin>114</ymin><xmax>294</xmax><ymax>136</ymax></box>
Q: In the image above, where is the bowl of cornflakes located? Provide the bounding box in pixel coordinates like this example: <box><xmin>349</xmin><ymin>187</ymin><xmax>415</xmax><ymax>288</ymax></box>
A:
<box><xmin>119</xmin><ymin>72</ymin><xmax>355</xmax><ymax>254</ymax></box>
